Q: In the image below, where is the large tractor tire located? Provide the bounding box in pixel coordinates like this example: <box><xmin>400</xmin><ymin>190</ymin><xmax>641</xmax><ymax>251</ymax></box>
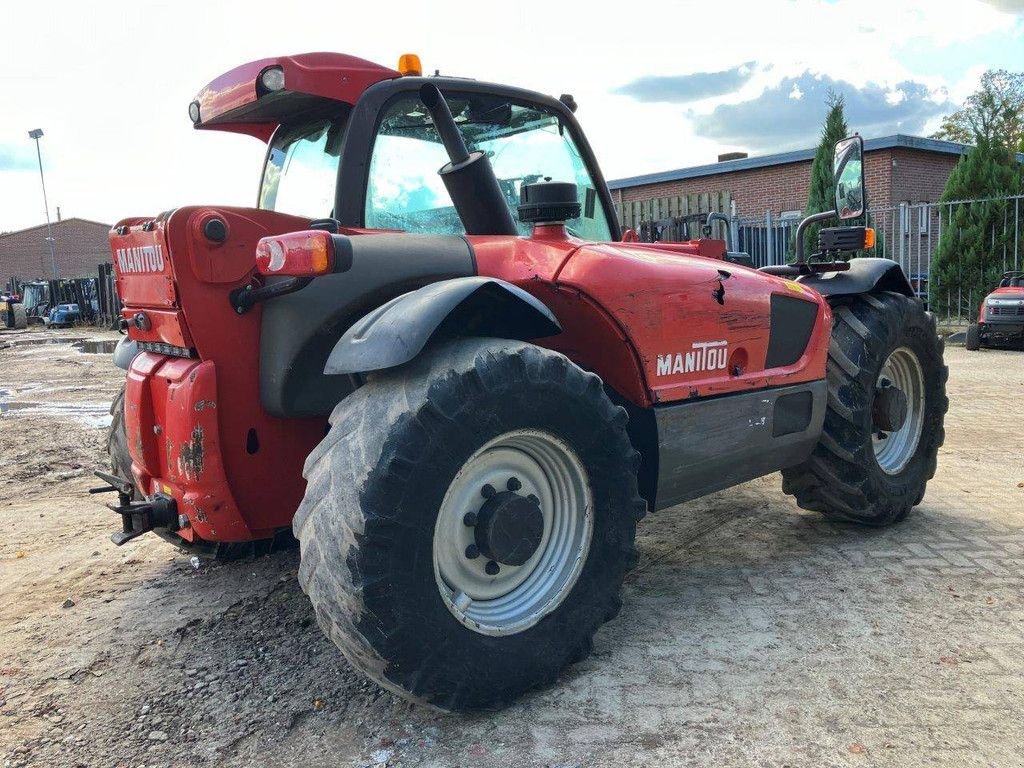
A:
<box><xmin>106</xmin><ymin>385</ymin><xmax>292</xmax><ymax>559</ymax></box>
<box><xmin>294</xmin><ymin>338</ymin><xmax>645</xmax><ymax>710</ymax></box>
<box><xmin>782</xmin><ymin>292</ymin><xmax>947</xmax><ymax>526</ymax></box>
<box><xmin>107</xmin><ymin>385</ymin><xmax>139</xmax><ymax>497</ymax></box>
<box><xmin>11</xmin><ymin>304</ymin><xmax>27</xmax><ymax>330</ymax></box>
<box><xmin>965</xmin><ymin>323</ymin><xmax>981</xmax><ymax>351</ymax></box>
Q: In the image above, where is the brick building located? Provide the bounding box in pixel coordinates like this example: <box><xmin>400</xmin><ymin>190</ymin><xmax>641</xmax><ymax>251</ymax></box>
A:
<box><xmin>608</xmin><ymin>134</ymin><xmax>969</xmax><ymax>219</ymax></box>
<box><xmin>0</xmin><ymin>218</ymin><xmax>111</xmax><ymax>289</ymax></box>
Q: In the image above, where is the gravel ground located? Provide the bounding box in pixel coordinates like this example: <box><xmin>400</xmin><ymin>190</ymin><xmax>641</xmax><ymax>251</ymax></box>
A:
<box><xmin>0</xmin><ymin>327</ymin><xmax>1022</xmax><ymax>767</ymax></box>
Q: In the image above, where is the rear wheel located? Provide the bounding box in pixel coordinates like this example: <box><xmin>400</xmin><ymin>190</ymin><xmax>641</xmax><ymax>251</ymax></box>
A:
<box><xmin>965</xmin><ymin>323</ymin><xmax>981</xmax><ymax>351</ymax></box>
<box><xmin>107</xmin><ymin>385</ymin><xmax>139</xmax><ymax>498</ymax></box>
<box><xmin>782</xmin><ymin>292</ymin><xmax>947</xmax><ymax>526</ymax></box>
<box><xmin>294</xmin><ymin>338</ymin><xmax>645</xmax><ymax>710</ymax></box>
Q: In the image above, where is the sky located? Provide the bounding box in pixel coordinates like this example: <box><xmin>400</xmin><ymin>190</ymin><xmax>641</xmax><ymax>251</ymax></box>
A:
<box><xmin>1</xmin><ymin>0</ymin><xmax>1022</xmax><ymax>233</ymax></box>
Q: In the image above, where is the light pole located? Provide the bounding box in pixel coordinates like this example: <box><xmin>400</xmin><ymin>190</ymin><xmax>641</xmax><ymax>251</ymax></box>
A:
<box><xmin>27</xmin><ymin>128</ymin><xmax>58</xmax><ymax>280</ymax></box>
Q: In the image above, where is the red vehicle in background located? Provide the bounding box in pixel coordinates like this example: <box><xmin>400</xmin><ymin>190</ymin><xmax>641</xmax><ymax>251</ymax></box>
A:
<box><xmin>966</xmin><ymin>271</ymin><xmax>1024</xmax><ymax>350</ymax></box>
<box><xmin>96</xmin><ymin>52</ymin><xmax>947</xmax><ymax>709</ymax></box>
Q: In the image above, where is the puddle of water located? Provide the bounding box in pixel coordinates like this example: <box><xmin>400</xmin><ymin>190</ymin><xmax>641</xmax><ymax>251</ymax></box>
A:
<box><xmin>2</xmin><ymin>336</ymin><xmax>78</xmax><ymax>347</ymax></box>
<box><xmin>73</xmin><ymin>339</ymin><xmax>118</xmax><ymax>354</ymax></box>
<box><xmin>0</xmin><ymin>336</ymin><xmax>117</xmax><ymax>354</ymax></box>
<box><xmin>0</xmin><ymin>393</ymin><xmax>111</xmax><ymax>428</ymax></box>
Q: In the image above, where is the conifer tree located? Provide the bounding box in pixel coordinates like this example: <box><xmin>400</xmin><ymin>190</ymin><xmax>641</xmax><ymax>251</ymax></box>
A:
<box><xmin>931</xmin><ymin>136</ymin><xmax>1023</xmax><ymax>315</ymax></box>
<box><xmin>793</xmin><ymin>92</ymin><xmax>849</xmax><ymax>259</ymax></box>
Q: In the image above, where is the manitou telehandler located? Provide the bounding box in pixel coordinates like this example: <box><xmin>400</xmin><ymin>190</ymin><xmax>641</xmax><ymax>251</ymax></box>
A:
<box><xmin>97</xmin><ymin>52</ymin><xmax>947</xmax><ymax>710</ymax></box>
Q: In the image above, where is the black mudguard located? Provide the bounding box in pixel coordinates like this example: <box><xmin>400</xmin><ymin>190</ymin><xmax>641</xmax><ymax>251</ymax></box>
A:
<box><xmin>798</xmin><ymin>257</ymin><xmax>915</xmax><ymax>298</ymax></box>
<box><xmin>324</xmin><ymin>277</ymin><xmax>561</xmax><ymax>375</ymax></box>
<box><xmin>112</xmin><ymin>336</ymin><xmax>141</xmax><ymax>371</ymax></box>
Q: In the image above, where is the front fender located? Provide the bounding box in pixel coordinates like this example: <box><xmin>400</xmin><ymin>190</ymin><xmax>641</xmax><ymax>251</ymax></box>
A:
<box><xmin>798</xmin><ymin>257</ymin><xmax>915</xmax><ymax>298</ymax></box>
<box><xmin>324</xmin><ymin>277</ymin><xmax>561</xmax><ymax>375</ymax></box>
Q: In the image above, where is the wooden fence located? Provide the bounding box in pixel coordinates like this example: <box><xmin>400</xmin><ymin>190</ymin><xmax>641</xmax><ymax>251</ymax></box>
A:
<box><xmin>614</xmin><ymin>191</ymin><xmax>733</xmax><ymax>237</ymax></box>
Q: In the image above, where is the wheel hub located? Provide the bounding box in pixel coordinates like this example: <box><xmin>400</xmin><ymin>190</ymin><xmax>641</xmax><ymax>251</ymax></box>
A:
<box><xmin>474</xmin><ymin>490</ymin><xmax>544</xmax><ymax>566</ymax></box>
<box><xmin>871</xmin><ymin>347</ymin><xmax>926</xmax><ymax>475</ymax></box>
<box><xmin>872</xmin><ymin>378</ymin><xmax>909</xmax><ymax>432</ymax></box>
<box><xmin>432</xmin><ymin>429</ymin><xmax>593</xmax><ymax>636</ymax></box>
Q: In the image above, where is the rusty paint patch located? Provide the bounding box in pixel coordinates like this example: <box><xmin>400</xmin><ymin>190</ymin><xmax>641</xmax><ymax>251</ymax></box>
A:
<box><xmin>177</xmin><ymin>425</ymin><xmax>205</xmax><ymax>480</ymax></box>
<box><xmin>194</xmin><ymin>400</ymin><xmax>216</xmax><ymax>412</ymax></box>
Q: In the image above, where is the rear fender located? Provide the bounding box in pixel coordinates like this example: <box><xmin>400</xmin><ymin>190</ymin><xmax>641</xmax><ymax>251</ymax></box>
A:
<box><xmin>324</xmin><ymin>277</ymin><xmax>561</xmax><ymax>375</ymax></box>
<box><xmin>113</xmin><ymin>336</ymin><xmax>141</xmax><ymax>371</ymax></box>
<box><xmin>798</xmin><ymin>257</ymin><xmax>915</xmax><ymax>298</ymax></box>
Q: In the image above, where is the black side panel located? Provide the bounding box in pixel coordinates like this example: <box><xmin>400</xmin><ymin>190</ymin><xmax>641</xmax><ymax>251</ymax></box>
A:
<box><xmin>798</xmin><ymin>257</ymin><xmax>915</xmax><ymax>298</ymax></box>
<box><xmin>653</xmin><ymin>381</ymin><xmax>826</xmax><ymax>511</ymax></box>
<box><xmin>260</xmin><ymin>234</ymin><xmax>475</xmax><ymax>418</ymax></box>
<box><xmin>324</xmin><ymin>277</ymin><xmax>561</xmax><ymax>375</ymax></box>
<box><xmin>766</xmin><ymin>294</ymin><xmax>819</xmax><ymax>368</ymax></box>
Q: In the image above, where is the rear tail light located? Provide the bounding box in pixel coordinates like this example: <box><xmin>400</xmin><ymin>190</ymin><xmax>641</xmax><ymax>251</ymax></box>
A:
<box><xmin>256</xmin><ymin>231</ymin><xmax>335</xmax><ymax>277</ymax></box>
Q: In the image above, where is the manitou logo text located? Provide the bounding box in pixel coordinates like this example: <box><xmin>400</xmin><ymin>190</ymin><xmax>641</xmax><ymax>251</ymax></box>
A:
<box><xmin>115</xmin><ymin>245</ymin><xmax>165</xmax><ymax>274</ymax></box>
<box><xmin>656</xmin><ymin>340</ymin><xmax>729</xmax><ymax>376</ymax></box>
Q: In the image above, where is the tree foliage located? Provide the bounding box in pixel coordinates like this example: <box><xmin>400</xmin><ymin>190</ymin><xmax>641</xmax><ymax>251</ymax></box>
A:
<box><xmin>790</xmin><ymin>92</ymin><xmax>850</xmax><ymax>260</ymax></box>
<box><xmin>932</xmin><ymin>69</ymin><xmax>1024</xmax><ymax>152</ymax></box>
<box><xmin>930</xmin><ymin>135</ymin><xmax>1023</xmax><ymax>315</ymax></box>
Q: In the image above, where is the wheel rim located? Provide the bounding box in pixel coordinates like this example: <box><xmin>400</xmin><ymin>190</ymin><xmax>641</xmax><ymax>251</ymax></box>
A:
<box><xmin>433</xmin><ymin>429</ymin><xmax>593</xmax><ymax>636</ymax></box>
<box><xmin>872</xmin><ymin>346</ymin><xmax>926</xmax><ymax>475</ymax></box>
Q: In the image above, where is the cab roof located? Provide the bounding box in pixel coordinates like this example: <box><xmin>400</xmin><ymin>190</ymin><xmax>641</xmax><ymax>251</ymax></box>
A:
<box><xmin>192</xmin><ymin>52</ymin><xmax>400</xmax><ymax>142</ymax></box>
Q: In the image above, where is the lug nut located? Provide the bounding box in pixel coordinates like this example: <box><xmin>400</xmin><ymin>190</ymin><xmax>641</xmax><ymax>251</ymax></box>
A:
<box><xmin>880</xmin><ymin>377</ymin><xmax>892</xmax><ymax>388</ymax></box>
<box><xmin>527</xmin><ymin>493</ymin><xmax>540</xmax><ymax>505</ymax></box>
<box><xmin>463</xmin><ymin>511</ymin><xmax>478</xmax><ymax>527</ymax></box>
<box><xmin>506</xmin><ymin>477</ymin><xmax>522</xmax><ymax>492</ymax></box>
<box><xmin>485</xmin><ymin>561</ymin><xmax>500</xmax><ymax>575</ymax></box>
<box><xmin>465</xmin><ymin>544</ymin><xmax>480</xmax><ymax>559</ymax></box>
<box><xmin>481</xmin><ymin>484</ymin><xmax>496</xmax><ymax>499</ymax></box>
<box><xmin>877</xmin><ymin>431</ymin><xmax>888</xmax><ymax>440</ymax></box>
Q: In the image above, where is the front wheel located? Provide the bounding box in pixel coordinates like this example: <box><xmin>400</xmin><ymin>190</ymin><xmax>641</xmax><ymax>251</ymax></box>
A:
<box><xmin>294</xmin><ymin>339</ymin><xmax>645</xmax><ymax>710</ymax></box>
<box><xmin>782</xmin><ymin>292</ymin><xmax>948</xmax><ymax>526</ymax></box>
<box><xmin>965</xmin><ymin>323</ymin><xmax>981</xmax><ymax>351</ymax></box>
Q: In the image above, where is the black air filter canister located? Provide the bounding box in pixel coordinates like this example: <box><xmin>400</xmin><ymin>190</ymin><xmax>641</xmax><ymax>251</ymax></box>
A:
<box><xmin>518</xmin><ymin>181</ymin><xmax>580</xmax><ymax>224</ymax></box>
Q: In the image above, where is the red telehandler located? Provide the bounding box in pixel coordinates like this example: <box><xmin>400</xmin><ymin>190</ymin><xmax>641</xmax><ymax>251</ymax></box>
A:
<box><xmin>96</xmin><ymin>52</ymin><xmax>947</xmax><ymax>709</ymax></box>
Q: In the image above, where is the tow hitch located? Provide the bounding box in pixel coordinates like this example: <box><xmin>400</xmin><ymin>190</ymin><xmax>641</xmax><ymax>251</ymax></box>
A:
<box><xmin>91</xmin><ymin>470</ymin><xmax>179</xmax><ymax>545</ymax></box>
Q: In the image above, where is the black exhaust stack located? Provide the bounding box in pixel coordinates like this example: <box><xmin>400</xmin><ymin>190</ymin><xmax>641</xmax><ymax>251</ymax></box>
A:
<box><xmin>420</xmin><ymin>84</ymin><xmax>517</xmax><ymax>236</ymax></box>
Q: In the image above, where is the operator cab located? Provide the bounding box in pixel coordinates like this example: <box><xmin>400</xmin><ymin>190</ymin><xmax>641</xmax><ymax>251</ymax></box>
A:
<box><xmin>191</xmin><ymin>52</ymin><xmax>618</xmax><ymax>241</ymax></box>
<box><xmin>258</xmin><ymin>86</ymin><xmax>615</xmax><ymax>241</ymax></box>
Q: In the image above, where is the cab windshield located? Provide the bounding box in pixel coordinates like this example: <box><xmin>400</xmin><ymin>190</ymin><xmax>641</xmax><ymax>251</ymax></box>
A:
<box><xmin>258</xmin><ymin>94</ymin><xmax>613</xmax><ymax>242</ymax></box>
<box><xmin>365</xmin><ymin>94</ymin><xmax>612</xmax><ymax>240</ymax></box>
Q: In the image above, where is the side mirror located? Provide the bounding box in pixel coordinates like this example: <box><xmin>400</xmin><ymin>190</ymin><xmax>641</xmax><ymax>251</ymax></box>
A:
<box><xmin>833</xmin><ymin>135</ymin><xmax>865</xmax><ymax>220</ymax></box>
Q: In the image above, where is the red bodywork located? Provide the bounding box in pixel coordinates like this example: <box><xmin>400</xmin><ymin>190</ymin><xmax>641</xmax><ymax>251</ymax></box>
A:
<box><xmin>112</xmin><ymin>54</ymin><xmax>831</xmax><ymax>545</ymax></box>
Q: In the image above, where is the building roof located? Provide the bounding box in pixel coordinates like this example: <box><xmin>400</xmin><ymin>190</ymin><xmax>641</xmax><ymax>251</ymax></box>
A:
<box><xmin>606</xmin><ymin>134</ymin><xmax>1022</xmax><ymax>191</ymax></box>
<box><xmin>0</xmin><ymin>217</ymin><xmax>111</xmax><ymax>238</ymax></box>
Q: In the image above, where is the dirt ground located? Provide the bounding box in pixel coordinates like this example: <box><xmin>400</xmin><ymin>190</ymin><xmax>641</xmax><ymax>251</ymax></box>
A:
<box><xmin>1</xmin><ymin>327</ymin><xmax>1022</xmax><ymax>768</ymax></box>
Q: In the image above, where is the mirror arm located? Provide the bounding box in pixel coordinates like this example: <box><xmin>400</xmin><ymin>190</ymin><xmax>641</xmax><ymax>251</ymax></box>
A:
<box><xmin>794</xmin><ymin>209</ymin><xmax>837</xmax><ymax>263</ymax></box>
